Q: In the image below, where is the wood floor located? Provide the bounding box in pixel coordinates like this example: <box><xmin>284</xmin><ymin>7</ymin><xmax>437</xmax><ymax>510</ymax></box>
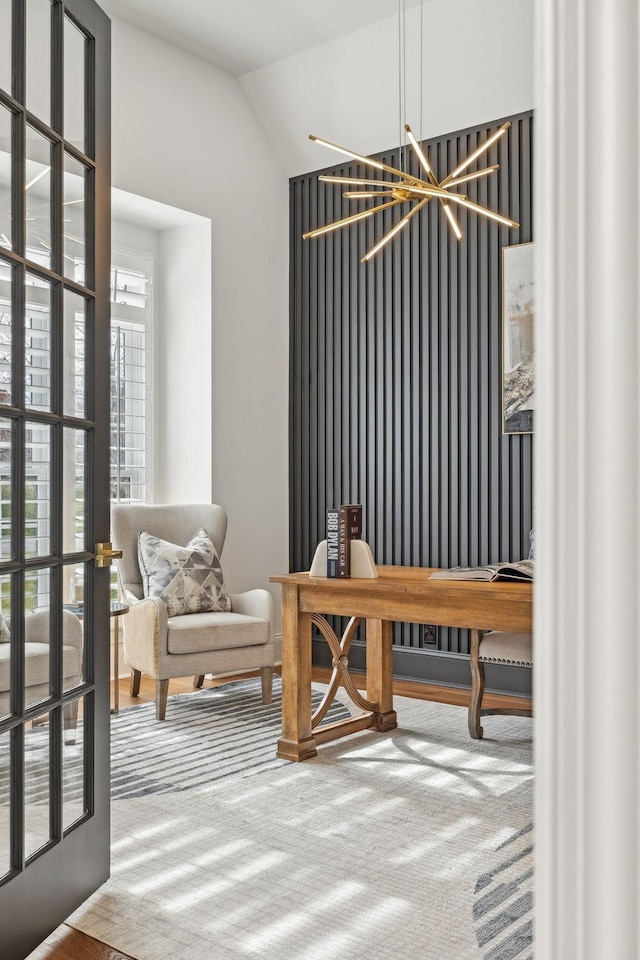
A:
<box><xmin>26</xmin><ymin>669</ymin><xmax>532</xmax><ymax>960</ymax></box>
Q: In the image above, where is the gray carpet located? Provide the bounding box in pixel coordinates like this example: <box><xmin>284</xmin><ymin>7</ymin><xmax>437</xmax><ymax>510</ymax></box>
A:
<box><xmin>68</xmin><ymin>677</ymin><xmax>534</xmax><ymax>960</ymax></box>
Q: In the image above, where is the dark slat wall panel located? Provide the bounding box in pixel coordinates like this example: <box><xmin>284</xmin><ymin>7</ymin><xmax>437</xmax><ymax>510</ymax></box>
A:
<box><xmin>289</xmin><ymin>112</ymin><xmax>533</xmax><ymax>685</ymax></box>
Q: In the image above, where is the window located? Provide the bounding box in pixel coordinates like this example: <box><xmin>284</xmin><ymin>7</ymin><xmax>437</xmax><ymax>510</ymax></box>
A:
<box><xmin>110</xmin><ymin>252</ymin><xmax>152</xmax><ymax>505</ymax></box>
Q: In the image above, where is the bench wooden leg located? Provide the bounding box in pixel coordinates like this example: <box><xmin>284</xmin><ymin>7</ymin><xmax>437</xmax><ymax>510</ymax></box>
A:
<box><xmin>63</xmin><ymin>700</ymin><xmax>79</xmax><ymax>745</ymax></box>
<box><xmin>130</xmin><ymin>669</ymin><xmax>141</xmax><ymax>697</ymax></box>
<box><xmin>468</xmin><ymin>629</ymin><xmax>485</xmax><ymax>740</ymax></box>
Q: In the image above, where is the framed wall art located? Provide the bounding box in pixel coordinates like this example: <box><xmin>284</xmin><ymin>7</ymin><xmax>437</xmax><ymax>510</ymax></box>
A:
<box><xmin>502</xmin><ymin>241</ymin><xmax>534</xmax><ymax>434</ymax></box>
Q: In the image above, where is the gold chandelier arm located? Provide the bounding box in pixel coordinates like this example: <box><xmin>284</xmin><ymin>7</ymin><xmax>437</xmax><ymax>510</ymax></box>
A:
<box><xmin>409</xmin><ymin>184</ymin><xmax>467</xmax><ymax>200</ymax></box>
<box><xmin>321</xmin><ymin>174</ymin><xmax>444</xmax><ymax>197</ymax></box>
<box><xmin>440</xmin><ymin>192</ymin><xmax>519</xmax><ymax>229</ymax></box>
<box><xmin>309</xmin><ymin>133</ymin><xmax>426</xmax><ymax>185</ymax></box>
<box><xmin>404</xmin><ymin>124</ymin><xmax>440</xmax><ymax>188</ymax></box>
<box><xmin>361</xmin><ymin>196</ymin><xmax>430</xmax><ymax>262</ymax></box>
<box><xmin>319</xmin><ymin>175</ymin><xmax>400</xmax><ymax>188</ymax></box>
<box><xmin>303</xmin><ymin>198</ymin><xmax>406</xmax><ymax>240</ymax></box>
<box><xmin>443</xmin><ymin>164</ymin><xmax>499</xmax><ymax>189</ymax></box>
<box><xmin>440</xmin><ymin>121</ymin><xmax>511</xmax><ymax>187</ymax></box>
<box><xmin>441</xmin><ymin>201</ymin><xmax>462</xmax><ymax>239</ymax></box>
<box><xmin>344</xmin><ymin>191</ymin><xmax>396</xmax><ymax>199</ymax></box>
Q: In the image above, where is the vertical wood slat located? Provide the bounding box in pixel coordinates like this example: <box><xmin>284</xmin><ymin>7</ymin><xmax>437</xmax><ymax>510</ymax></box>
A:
<box><xmin>289</xmin><ymin>112</ymin><xmax>533</xmax><ymax>672</ymax></box>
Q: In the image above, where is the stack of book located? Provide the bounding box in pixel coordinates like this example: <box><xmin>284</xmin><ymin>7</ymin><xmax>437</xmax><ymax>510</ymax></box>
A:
<box><xmin>326</xmin><ymin>504</ymin><xmax>362</xmax><ymax>578</ymax></box>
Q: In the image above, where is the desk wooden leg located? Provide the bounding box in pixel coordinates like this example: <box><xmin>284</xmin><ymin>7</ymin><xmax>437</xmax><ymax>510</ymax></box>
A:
<box><xmin>277</xmin><ymin>585</ymin><xmax>317</xmax><ymax>761</ymax></box>
<box><xmin>366</xmin><ymin>618</ymin><xmax>398</xmax><ymax>732</ymax></box>
<box><xmin>468</xmin><ymin>629</ymin><xmax>485</xmax><ymax>740</ymax></box>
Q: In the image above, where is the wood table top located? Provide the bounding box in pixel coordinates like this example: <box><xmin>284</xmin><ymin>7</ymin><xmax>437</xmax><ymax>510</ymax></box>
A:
<box><xmin>270</xmin><ymin>565</ymin><xmax>532</xmax><ymax>632</ymax></box>
<box><xmin>270</xmin><ymin>564</ymin><xmax>532</xmax><ymax>599</ymax></box>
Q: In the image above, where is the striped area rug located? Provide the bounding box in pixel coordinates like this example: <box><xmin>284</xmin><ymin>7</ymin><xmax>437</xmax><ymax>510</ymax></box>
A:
<box><xmin>67</xmin><ymin>678</ymin><xmax>534</xmax><ymax>960</ymax></box>
<box><xmin>110</xmin><ymin>681</ymin><xmax>350</xmax><ymax>800</ymax></box>
<box><xmin>10</xmin><ymin>680</ymin><xmax>349</xmax><ymax>809</ymax></box>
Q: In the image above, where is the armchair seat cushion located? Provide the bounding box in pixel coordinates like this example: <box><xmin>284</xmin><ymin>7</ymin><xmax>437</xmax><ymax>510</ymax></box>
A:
<box><xmin>166</xmin><ymin>612</ymin><xmax>269</xmax><ymax>655</ymax></box>
<box><xmin>0</xmin><ymin>642</ymin><xmax>81</xmax><ymax>693</ymax></box>
<box><xmin>479</xmin><ymin>631</ymin><xmax>533</xmax><ymax>666</ymax></box>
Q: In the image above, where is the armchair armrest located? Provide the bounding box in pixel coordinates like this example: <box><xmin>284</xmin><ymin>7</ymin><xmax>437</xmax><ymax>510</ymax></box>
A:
<box><xmin>25</xmin><ymin>609</ymin><xmax>83</xmax><ymax>655</ymax></box>
<box><xmin>122</xmin><ymin>596</ymin><xmax>169</xmax><ymax>676</ymax></box>
<box><xmin>229</xmin><ymin>589</ymin><xmax>275</xmax><ymax>645</ymax></box>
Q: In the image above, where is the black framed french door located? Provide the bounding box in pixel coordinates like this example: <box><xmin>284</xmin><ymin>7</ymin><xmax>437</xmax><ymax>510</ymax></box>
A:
<box><xmin>0</xmin><ymin>1</ymin><xmax>111</xmax><ymax>957</ymax></box>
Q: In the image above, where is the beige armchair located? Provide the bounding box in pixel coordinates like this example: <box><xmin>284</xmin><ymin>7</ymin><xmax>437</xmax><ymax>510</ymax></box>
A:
<box><xmin>0</xmin><ymin>609</ymin><xmax>83</xmax><ymax>740</ymax></box>
<box><xmin>111</xmin><ymin>503</ymin><xmax>276</xmax><ymax>720</ymax></box>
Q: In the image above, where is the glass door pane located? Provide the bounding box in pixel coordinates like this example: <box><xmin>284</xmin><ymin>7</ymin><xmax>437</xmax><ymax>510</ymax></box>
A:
<box><xmin>0</xmin><ymin>729</ymin><xmax>9</xmax><ymax>880</ymax></box>
<box><xmin>0</xmin><ymin>0</ymin><xmax>11</xmax><ymax>96</ymax></box>
<box><xmin>0</xmin><ymin>105</ymin><xmax>12</xmax><ymax>251</ymax></box>
<box><xmin>0</xmin><ymin>420</ymin><xmax>11</xmax><ymax>560</ymax></box>
<box><xmin>25</xmin><ymin>274</ymin><xmax>52</xmax><ymax>411</ymax></box>
<box><xmin>25</xmin><ymin>421</ymin><xmax>51</xmax><ymax>558</ymax></box>
<box><xmin>63</xmin><ymin>153</ymin><xmax>87</xmax><ymax>281</ymax></box>
<box><xmin>24</xmin><ymin>709</ymin><xmax>52</xmax><ymax>860</ymax></box>
<box><xmin>63</xmin><ymin>290</ymin><xmax>87</xmax><ymax>418</ymax></box>
<box><xmin>62</xmin><ymin>693</ymin><xmax>88</xmax><ymax>831</ymax></box>
<box><xmin>0</xmin><ymin>573</ymin><xmax>11</xmax><ymax>722</ymax></box>
<box><xmin>25</xmin><ymin>0</ymin><xmax>51</xmax><ymax>126</ymax></box>
<box><xmin>63</xmin><ymin>426</ymin><xmax>86</xmax><ymax>553</ymax></box>
<box><xmin>0</xmin><ymin>261</ymin><xmax>12</xmax><ymax>403</ymax></box>
<box><xmin>64</xmin><ymin>16</ymin><xmax>87</xmax><ymax>152</ymax></box>
<box><xmin>25</xmin><ymin>127</ymin><xmax>53</xmax><ymax>269</ymax></box>
<box><xmin>24</xmin><ymin>570</ymin><xmax>51</xmax><ymax>709</ymax></box>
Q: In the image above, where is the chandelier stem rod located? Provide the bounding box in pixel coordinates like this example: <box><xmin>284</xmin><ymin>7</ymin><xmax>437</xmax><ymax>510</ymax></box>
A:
<box><xmin>397</xmin><ymin>0</ymin><xmax>404</xmax><ymax>171</ymax></box>
<box><xmin>420</xmin><ymin>0</ymin><xmax>424</xmax><ymax>143</ymax></box>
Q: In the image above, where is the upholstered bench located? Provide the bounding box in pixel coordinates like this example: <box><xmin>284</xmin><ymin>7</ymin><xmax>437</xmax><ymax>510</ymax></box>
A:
<box><xmin>468</xmin><ymin>629</ymin><xmax>533</xmax><ymax>739</ymax></box>
<box><xmin>0</xmin><ymin>609</ymin><xmax>83</xmax><ymax>741</ymax></box>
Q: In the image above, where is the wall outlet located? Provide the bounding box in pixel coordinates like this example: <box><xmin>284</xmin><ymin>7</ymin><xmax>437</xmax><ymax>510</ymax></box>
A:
<box><xmin>423</xmin><ymin>624</ymin><xmax>438</xmax><ymax>646</ymax></box>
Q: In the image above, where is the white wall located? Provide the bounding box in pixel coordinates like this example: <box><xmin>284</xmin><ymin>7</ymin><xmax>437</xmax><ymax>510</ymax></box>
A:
<box><xmin>109</xmin><ymin>17</ymin><xmax>289</xmax><ymax>601</ymax></box>
<box><xmin>111</xmin><ymin>217</ymin><xmax>158</xmax><ymax>260</ymax></box>
<box><xmin>154</xmin><ymin>220</ymin><xmax>212</xmax><ymax>503</ymax></box>
<box><xmin>240</xmin><ymin>0</ymin><xmax>534</xmax><ymax>178</ymax></box>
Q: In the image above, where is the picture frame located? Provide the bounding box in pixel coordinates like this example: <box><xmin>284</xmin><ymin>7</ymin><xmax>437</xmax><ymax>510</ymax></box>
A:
<box><xmin>502</xmin><ymin>241</ymin><xmax>534</xmax><ymax>434</ymax></box>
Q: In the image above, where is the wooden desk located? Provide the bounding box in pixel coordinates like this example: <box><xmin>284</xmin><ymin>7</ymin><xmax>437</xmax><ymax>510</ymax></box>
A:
<box><xmin>270</xmin><ymin>566</ymin><xmax>532</xmax><ymax>761</ymax></box>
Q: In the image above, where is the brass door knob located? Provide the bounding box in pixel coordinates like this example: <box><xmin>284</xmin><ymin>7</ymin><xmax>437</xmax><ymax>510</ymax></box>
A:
<box><xmin>95</xmin><ymin>542</ymin><xmax>123</xmax><ymax>568</ymax></box>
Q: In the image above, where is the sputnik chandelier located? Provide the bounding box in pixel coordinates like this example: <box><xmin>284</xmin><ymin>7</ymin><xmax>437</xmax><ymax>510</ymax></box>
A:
<box><xmin>304</xmin><ymin>121</ymin><xmax>519</xmax><ymax>263</ymax></box>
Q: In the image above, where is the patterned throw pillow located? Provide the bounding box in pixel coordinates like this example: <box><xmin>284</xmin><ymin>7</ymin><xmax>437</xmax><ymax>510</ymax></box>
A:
<box><xmin>0</xmin><ymin>609</ymin><xmax>9</xmax><ymax>642</ymax></box>
<box><xmin>138</xmin><ymin>528</ymin><xmax>231</xmax><ymax>617</ymax></box>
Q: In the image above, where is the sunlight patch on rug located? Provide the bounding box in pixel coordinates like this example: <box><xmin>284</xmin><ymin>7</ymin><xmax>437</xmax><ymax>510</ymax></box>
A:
<box><xmin>68</xmin><ymin>677</ymin><xmax>534</xmax><ymax>960</ymax></box>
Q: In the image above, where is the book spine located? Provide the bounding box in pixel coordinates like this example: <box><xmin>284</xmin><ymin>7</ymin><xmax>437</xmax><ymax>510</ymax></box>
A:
<box><xmin>326</xmin><ymin>508</ymin><xmax>340</xmax><ymax>577</ymax></box>
<box><xmin>338</xmin><ymin>506</ymin><xmax>351</xmax><ymax>578</ymax></box>
<box><xmin>344</xmin><ymin>503</ymin><xmax>362</xmax><ymax>541</ymax></box>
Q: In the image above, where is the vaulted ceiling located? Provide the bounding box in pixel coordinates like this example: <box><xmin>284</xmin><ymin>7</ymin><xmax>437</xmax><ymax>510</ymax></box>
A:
<box><xmin>100</xmin><ymin>0</ymin><xmax>424</xmax><ymax>75</ymax></box>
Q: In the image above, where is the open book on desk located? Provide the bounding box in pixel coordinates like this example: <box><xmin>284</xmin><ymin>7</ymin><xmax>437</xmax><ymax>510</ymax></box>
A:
<box><xmin>429</xmin><ymin>560</ymin><xmax>534</xmax><ymax>582</ymax></box>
